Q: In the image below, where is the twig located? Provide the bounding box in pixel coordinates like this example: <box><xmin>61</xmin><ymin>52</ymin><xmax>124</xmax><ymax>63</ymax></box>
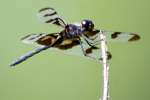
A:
<box><xmin>99</xmin><ymin>31</ymin><xmax>109</xmax><ymax>100</ymax></box>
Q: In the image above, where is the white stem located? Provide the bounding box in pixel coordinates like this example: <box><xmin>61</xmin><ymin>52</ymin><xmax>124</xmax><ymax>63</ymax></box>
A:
<box><xmin>99</xmin><ymin>31</ymin><xmax>109</xmax><ymax>100</ymax></box>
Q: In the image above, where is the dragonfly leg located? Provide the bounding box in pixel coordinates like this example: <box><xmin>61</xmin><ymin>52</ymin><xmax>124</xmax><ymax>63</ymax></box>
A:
<box><xmin>78</xmin><ymin>38</ymin><xmax>98</xmax><ymax>60</ymax></box>
<box><xmin>78</xmin><ymin>38</ymin><xmax>87</xmax><ymax>56</ymax></box>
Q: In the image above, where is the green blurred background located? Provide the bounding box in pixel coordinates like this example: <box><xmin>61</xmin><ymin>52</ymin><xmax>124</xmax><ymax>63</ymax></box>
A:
<box><xmin>0</xmin><ymin>0</ymin><xmax>149</xmax><ymax>100</ymax></box>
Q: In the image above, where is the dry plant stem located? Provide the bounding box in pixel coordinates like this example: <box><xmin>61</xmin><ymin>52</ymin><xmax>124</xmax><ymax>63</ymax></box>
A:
<box><xmin>99</xmin><ymin>31</ymin><xmax>109</xmax><ymax>100</ymax></box>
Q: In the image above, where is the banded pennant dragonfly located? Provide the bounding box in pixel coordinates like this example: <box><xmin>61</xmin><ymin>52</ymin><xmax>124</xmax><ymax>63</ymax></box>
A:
<box><xmin>10</xmin><ymin>7</ymin><xmax>140</xmax><ymax>66</ymax></box>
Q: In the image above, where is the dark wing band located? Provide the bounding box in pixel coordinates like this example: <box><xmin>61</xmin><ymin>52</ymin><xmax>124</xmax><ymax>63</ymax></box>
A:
<box><xmin>37</xmin><ymin>7</ymin><xmax>66</xmax><ymax>28</ymax></box>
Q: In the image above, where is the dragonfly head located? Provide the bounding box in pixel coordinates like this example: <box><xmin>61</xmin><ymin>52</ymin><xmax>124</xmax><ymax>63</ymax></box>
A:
<box><xmin>81</xmin><ymin>19</ymin><xmax>94</xmax><ymax>31</ymax></box>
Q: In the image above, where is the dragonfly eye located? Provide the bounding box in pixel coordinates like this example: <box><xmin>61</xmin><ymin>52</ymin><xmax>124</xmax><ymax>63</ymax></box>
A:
<box><xmin>81</xmin><ymin>19</ymin><xmax>94</xmax><ymax>31</ymax></box>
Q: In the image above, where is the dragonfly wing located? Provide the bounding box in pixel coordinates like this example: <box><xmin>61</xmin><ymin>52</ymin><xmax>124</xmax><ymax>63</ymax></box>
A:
<box><xmin>37</xmin><ymin>7</ymin><xmax>66</xmax><ymax>28</ymax></box>
<box><xmin>10</xmin><ymin>35</ymin><xmax>62</xmax><ymax>66</ymax></box>
<box><xmin>20</xmin><ymin>33</ymin><xmax>59</xmax><ymax>46</ymax></box>
<box><xmin>80</xmin><ymin>36</ymin><xmax>102</xmax><ymax>60</ymax></box>
<box><xmin>21</xmin><ymin>33</ymin><xmax>47</xmax><ymax>45</ymax></box>
<box><xmin>58</xmin><ymin>36</ymin><xmax>102</xmax><ymax>60</ymax></box>
<box><xmin>102</xmin><ymin>30</ymin><xmax>140</xmax><ymax>42</ymax></box>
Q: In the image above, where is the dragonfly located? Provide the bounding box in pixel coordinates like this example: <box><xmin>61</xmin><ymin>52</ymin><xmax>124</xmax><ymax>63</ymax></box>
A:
<box><xmin>10</xmin><ymin>7</ymin><xmax>140</xmax><ymax>66</ymax></box>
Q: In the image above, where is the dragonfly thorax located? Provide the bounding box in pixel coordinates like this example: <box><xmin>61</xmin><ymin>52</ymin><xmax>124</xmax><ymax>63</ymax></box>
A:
<box><xmin>65</xmin><ymin>24</ymin><xmax>83</xmax><ymax>38</ymax></box>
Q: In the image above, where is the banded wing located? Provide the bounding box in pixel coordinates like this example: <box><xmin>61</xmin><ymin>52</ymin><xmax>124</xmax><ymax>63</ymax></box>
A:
<box><xmin>21</xmin><ymin>33</ymin><xmax>47</xmax><ymax>45</ymax></box>
<box><xmin>10</xmin><ymin>33</ymin><xmax>60</xmax><ymax>66</ymax></box>
<box><xmin>20</xmin><ymin>33</ymin><xmax>103</xmax><ymax>60</ymax></box>
<box><xmin>56</xmin><ymin>36</ymin><xmax>112</xmax><ymax>60</ymax></box>
<box><xmin>80</xmin><ymin>34</ymin><xmax>112</xmax><ymax>60</ymax></box>
<box><xmin>37</xmin><ymin>7</ymin><xmax>66</xmax><ymax>28</ymax></box>
<box><xmin>85</xmin><ymin>30</ymin><xmax>140</xmax><ymax>42</ymax></box>
<box><xmin>103</xmin><ymin>30</ymin><xmax>140</xmax><ymax>42</ymax></box>
<box><xmin>21</xmin><ymin>33</ymin><xmax>59</xmax><ymax>46</ymax></box>
<box><xmin>66</xmin><ymin>30</ymin><xmax>141</xmax><ymax>60</ymax></box>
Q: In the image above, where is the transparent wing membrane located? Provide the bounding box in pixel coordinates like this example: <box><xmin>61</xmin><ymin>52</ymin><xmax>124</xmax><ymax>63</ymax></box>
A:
<box><xmin>102</xmin><ymin>30</ymin><xmax>140</xmax><ymax>42</ymax></box>
<box><xmin>56</xmin><ymin>36</ymin><xmax>102</xmax><ymax>60</ymax></box>
<box><xmin>21</xmin><ymin>33</ymin><xmax>47</xmax><ymax>45</ymax></box>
